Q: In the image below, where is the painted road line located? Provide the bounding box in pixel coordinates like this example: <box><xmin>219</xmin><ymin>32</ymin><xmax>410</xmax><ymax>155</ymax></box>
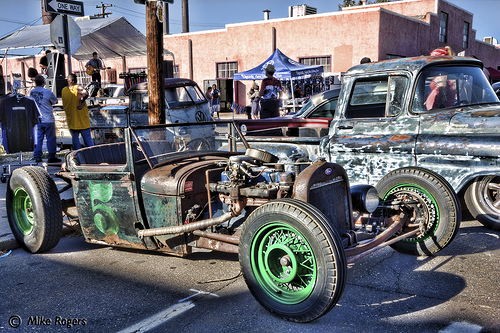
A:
<box><xmin>116</xmin><ymin>301</ymin><xmax>195</xmax><ymax>333</ymax></box>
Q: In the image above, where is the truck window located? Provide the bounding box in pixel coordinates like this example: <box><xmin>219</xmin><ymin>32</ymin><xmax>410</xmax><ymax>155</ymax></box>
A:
<box><xmin>387</xmin><ymin>76</ymin><xmax>408</xmax><ymax>117</ymax></box>
<box><xmin>130</xmin><ymin>92</ymin><xmax>148</xmax><ymax>112</ymax></box>
<box><xmin>346</xmin><ymin>76</ymin><xmax>408</xmax><ymax>119</ymax></box>
<box><xmin>412</xmin><ymin>65</ymin><xmax>499</xmax><ymax>113</ymax></box>
<box><xmin>346</xmin><ymin>78</ymin><xmax>388</xmax><ymax>118</ymax></box>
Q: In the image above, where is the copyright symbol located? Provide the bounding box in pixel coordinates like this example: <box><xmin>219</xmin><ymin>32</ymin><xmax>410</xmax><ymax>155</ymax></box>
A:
<box><xmin>9</xmin><ymin>315</ymin><xmax>21</xmax><ymax>328</ymax></box>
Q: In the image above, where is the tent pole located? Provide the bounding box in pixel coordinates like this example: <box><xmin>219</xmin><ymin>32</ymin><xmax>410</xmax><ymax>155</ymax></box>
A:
<box><xmin>291</xmin><ymin>77</ymin><xmax>296</xmax><ymax>114</ymax></box>
<box><xmin>3</xmin><ymin>48</ymin><xmax>8</xmax><ymax>95</ymax></box>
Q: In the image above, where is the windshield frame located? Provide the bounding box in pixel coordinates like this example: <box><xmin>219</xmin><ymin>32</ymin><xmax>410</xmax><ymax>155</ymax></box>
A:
<box><xmin>129</xmin><ymin>121</ymin><xmax>248</xmax><ymax>169</ymax></box>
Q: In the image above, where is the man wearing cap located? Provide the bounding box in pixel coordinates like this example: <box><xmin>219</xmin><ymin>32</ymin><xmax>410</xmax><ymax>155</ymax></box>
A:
<box><xmin>259</xmin><ymin>63</ymin><xmax>283</xmax><ymax>118</ymax></box>
<box><xmin>30</xmin><ymin>74</ymin><xmax>61</xmax><ymax>163</ymax></box>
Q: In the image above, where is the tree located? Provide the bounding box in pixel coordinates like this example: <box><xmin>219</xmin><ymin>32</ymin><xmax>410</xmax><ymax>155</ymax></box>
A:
<box><xmin>338</xmin><ymin>0</ymin><xmax>392</xmax><ymax>11</ymax></box>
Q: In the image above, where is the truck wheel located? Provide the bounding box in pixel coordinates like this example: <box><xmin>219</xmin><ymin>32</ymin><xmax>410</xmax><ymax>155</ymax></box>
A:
<box><xmin>464</xmin><ymin>176</ymin><xmax>500</xmax><ymax>230</ymax></box>
<box><xmin>239</xmin><ymin>198</ymin><xmax>346</xmax><ymax>322</ymax></box>
<box><xmin>376</xmin><ymin>167</ymin><xmax>461</xmax><ymax>256</ymax></box>
<box><xmin>6</xmin><ymin>166</ymin><xmax>62</xmax><ymax>253</ymax></box>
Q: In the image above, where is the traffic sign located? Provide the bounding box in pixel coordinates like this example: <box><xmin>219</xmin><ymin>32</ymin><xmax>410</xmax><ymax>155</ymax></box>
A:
<box><xmin>50</xmin><ymin>15</ymin><xmax>82</xmax><ymax>55</ymax></box>
<box><xmin>44</xmin><ymin>0</ymin><xmax>85</xmax><ymax>16</ymax></box>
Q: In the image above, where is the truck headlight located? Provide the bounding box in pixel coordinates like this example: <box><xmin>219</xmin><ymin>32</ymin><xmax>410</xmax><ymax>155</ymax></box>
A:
<box><xmin>350</xmin><ymin>185</ymin><xmax>379</xmax><ymax>213</ymax></box>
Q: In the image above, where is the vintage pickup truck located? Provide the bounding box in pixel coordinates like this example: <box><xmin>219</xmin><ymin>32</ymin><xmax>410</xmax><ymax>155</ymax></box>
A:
<box><xmin>240</xmin><ymin>56</ymin><xmax>500</xmax><ymax>230</ymax></box>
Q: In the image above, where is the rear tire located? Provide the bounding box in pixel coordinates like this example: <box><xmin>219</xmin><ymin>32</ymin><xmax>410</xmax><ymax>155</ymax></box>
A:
<box><xmin>464</xmin><ymin>176</ymin><xmax>500</xmax><ymax>230</ymax></box>
<box><xmin>239</xmin><ymin>198</ymin><xmax>346</xmax><ymax>322</ymax></box>
<box><xmin>7</xmin><ymin>166</ymin><xmax>62</xmax><ymax>253</ymax></box>
<box><xmin>376</xmin><ymin>167</ymin><xmax>461</xmax><ymax>256</ymax></box>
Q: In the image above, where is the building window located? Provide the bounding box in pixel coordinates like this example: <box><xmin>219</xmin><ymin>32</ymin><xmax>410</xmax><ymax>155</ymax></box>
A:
<box><xmin>217</xmin><ymin>62</ymin><xmax>237</xmax><ymax>79</ymax></box>
<box><xmin>439</xmin><ymin>12</ymin><xmax>448</xmax><ymax>43</ymax></box>
<box><xmin>299</xmin><ymin>56</ymin><xmax>331</xmax><ymax>72</ymax></box>
<box><xmin>463</xmin><ymin>21</ymin><xmax>470</xmax><ymax>49</ymax></box>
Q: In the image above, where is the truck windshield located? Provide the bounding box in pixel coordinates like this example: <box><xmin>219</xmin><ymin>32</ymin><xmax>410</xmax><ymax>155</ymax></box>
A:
<box><xmin>412</xmin><ymin>65</ymin><xmax>499</xmax><ymax>113</ymax></box>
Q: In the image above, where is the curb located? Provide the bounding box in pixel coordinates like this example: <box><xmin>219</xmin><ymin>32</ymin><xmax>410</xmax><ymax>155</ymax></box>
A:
<box><xmin>0</xmin><ymin>234</ymin><xmax>19</xmax><ymax>251</ymax></box>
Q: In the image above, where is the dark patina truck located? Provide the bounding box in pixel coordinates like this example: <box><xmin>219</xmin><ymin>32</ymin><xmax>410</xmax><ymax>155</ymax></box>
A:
<box><xmin>7</xmin><ymin>121</ymin><xmax>460</xmax><ymax>323</ymax></box>
<box><xmin>240</xmin><ymin>56</ymin><xmax>500</xmax><ymax>230</ymax></box>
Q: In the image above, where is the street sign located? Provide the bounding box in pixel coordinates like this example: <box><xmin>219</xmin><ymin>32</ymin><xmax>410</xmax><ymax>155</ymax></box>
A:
<box><xmin>50</xmin><ymin>15</ymin><xmax>82</xmax><ymax>55</ymax></box>
<box><xmin>44</xmin><ymin>0</ymin><xmax>85</xmax><ymax>16</ymax></box>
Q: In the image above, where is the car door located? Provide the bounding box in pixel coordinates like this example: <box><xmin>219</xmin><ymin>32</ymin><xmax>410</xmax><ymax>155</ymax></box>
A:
<box><xmin>327</xmin><ymin>74</ymin><xmax>419</xmax><ymax>185</ymax></box>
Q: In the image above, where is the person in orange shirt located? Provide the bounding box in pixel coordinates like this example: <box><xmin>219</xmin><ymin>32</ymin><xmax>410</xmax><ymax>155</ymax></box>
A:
<box><xmin>61</xmin><ymin>74</ymin><xmax>94</xmax><ymax>150</ymax></box>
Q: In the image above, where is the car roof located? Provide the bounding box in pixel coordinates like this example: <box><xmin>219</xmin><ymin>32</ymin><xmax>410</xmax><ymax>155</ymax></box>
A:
<box><xmin>345</xmin><ymin>56</ymin><xmax>483</xmax><ymax>77</ymax></box>
<box><xmin>309</xmin><ymin>88</ymin><xmax>340</xmax><ymax>106</ymax></box>
<box><xmin>129</xmin><ymin>78</ymin><xmax>198</xmax><ymax>92</ymax></box>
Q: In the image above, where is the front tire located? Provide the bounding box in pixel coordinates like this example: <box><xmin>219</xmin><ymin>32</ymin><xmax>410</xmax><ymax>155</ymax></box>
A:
<box><xmin>7</xmin><ymin>166</ymin><xmax>62</xmax><ymax>253</ymax></box>
<box><xmin>376</xmin><ymin>167</ymin><xmax>461</xmax><ymax>256</ymax></box>
<box><xmin>464</xmin><ymin>176</ymin><xmax>500</xmax><ymax>230</ymax></box>
<box><xmin>239</xmin><ymin>198</ymin><xmax>346</xmax><ymax>322</ymax></box>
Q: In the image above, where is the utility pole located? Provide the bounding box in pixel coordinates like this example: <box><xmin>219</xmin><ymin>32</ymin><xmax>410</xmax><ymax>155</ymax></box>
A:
<box><xmin>146</xmin><ymin>1</ymin><xmax>165</xmax><ymax>124</ymax></box>
<box><xmin>95</xmin><ymin>2</ymin><xmax>113</xmax><ymax>18</ymax></box>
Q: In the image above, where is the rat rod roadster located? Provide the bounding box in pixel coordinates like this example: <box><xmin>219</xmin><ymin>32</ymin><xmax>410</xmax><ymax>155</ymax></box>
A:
<box><xmin>7</xmin><ymin>121</ymin><xmax>461</xmax><ymax>322</ymax></box>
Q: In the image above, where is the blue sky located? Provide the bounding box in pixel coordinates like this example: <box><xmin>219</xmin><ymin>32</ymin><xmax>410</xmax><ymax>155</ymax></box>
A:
<box><xmin>0</xmin><ymin>0</ymin><xmax>499</xmax><ymax>46</ymax></box>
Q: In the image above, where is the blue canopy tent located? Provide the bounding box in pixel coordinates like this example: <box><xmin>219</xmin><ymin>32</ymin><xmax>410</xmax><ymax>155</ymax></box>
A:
<box><xmin>233</xmin><ymin>49</ymin><xmax>323</xmax><ymax>80</ymax></box>
<box><xmin>233</xmin><ymin>49</ymin><xmax>324</xmax><ymax>114</ymax></box>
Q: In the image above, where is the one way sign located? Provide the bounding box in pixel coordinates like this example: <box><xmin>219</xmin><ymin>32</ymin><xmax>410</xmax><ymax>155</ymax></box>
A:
<box><xmin>44</xmin><ymin>0</ymin><xmax>85</xmax><ymax>17</ymax></box>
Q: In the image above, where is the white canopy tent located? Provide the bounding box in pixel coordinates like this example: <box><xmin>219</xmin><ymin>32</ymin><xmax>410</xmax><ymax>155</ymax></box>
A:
<box><xmin>0</xmin><ymin>16</ymin><xmax>147</xmax><ymax>60</ymax></box>
<box><xmin>0</xmin><ymin>16</ymin><xmax>147</xmax><ymax>95</ymax></box>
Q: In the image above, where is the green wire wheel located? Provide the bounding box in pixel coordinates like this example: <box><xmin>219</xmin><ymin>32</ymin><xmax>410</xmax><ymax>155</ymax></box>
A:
<box><xmin>239</xmin><ymin>198</ymin><xmax>346</xmax><ymax>322</ymax></box>
<box><xmin>376</xmin><ymin>167</ymin><xmax>461</xmax><ymax>256</ymax></box>
<box><xmin>7</xmin><ymin>166</ymin><xmax>62</xmax><ymax>253</ymax></box>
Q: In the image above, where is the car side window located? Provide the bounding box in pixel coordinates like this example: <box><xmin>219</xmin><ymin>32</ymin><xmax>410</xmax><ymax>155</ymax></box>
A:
<box><xmin>309</xmin><ymin>99</ymin><xmax>338</xmax><ymax>118</ymax></box>
<box><xmin>387</xmin><ymin>76</ymin><xmax>407</xmax><ymax>117</ymax></box>
<box><xmin>346</xmin><ymin>76</ymin><xmax>407</xmax><ymax>119</ymax></box>
<box><xmin>346</xmin><ymin>78</ymin><xmax>387</xmax><ymax>118</ymax></box>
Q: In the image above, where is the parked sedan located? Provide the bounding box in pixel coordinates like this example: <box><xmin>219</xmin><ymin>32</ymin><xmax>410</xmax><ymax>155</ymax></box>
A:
<box><xmin>282</xmin><ymin>88</ymin><xmax>340</xmax><ymax>119</ymax></box>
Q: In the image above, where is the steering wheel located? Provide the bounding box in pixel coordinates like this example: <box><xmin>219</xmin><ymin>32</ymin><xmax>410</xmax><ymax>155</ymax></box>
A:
<box><xmin>179</xmin><ymin>138</ymin><xmax>211</xmax><ymax>151</ymax></box>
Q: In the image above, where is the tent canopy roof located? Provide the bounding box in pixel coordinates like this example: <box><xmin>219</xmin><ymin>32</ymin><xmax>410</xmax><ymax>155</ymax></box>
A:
<box><xmin>0</xmin><ymin>17</ymin><xmax>146</xmax><ymax>60</ymax></box>
<box><xmin>233</xmin><ymin>49</ymin><xmax>324</xmax><ymax>81</ymax></box>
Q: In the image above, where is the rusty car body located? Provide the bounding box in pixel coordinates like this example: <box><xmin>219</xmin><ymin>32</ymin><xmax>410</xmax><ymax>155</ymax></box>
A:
<box><xmin>7</xmin><ymin>121</ymin><xmax>461</xmax><ymax>322</ymax></box>
<box><xmin>239</xmin><ymin>56</ymin><xmax>500</xmax><ymax>230</ymax></box>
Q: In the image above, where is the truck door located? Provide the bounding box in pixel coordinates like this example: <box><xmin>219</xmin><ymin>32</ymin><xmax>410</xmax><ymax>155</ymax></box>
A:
<box><xmin>329</xmin><ymin>74</ymin><xmax>418</xmax><ymax>185</ymax></box>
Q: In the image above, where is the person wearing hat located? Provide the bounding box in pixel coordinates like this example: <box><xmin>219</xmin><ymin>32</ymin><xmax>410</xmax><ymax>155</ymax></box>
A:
<box><xmin>30</xmin><ymin>74</ymin><xmax>61</xmax><ymax>163</ymax></box>
<box><xmin>259</xmin><ymin>63</ymin><xmax>283</xmax><ymax>118</ymax></box>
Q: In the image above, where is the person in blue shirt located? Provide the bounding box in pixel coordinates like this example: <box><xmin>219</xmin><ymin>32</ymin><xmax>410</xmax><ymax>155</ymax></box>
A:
<box><xmin>30</xmin><ymin>75</ymin><xmax>61</xmax><ymax>163</ymax></box>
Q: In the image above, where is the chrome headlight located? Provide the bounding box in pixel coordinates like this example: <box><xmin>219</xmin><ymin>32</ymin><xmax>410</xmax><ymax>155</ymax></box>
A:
<box><xmin>350</xmin><ymin>185</ymin><xmax>380</xmax><ymax>213</ymax></box>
